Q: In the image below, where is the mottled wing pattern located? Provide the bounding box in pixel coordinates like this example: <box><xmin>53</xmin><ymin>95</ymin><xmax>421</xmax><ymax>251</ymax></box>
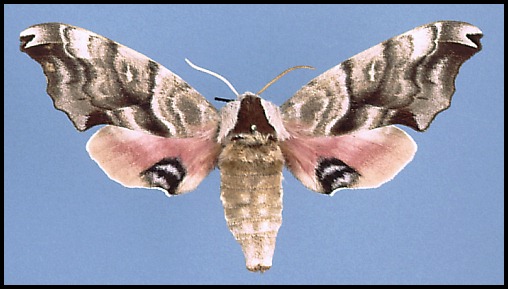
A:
<box><xmin>280</xmin><ymin>21</ymin><xmax>482</xmax><ymax>194</ymax></box>
<box><xmin>281</xmin><ymin>21</ymin><xmax>482</xmax><ymax>136</ymax></box>
<box><xmin>20</xmin><ymin>22</ymin><xmax>219</xmax><ymax>138</ymax></box>
<box><xmin>20</xmin><ymin>23</ymin><xmax>222</xmax><ymax>195</ymax></box>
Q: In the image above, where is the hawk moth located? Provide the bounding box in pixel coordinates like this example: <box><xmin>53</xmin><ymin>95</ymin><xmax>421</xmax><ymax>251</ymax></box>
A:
<box><xmin>20</xmin><ymin>21</ymin><xmax>482</xmax><ymax>272</ymax></box>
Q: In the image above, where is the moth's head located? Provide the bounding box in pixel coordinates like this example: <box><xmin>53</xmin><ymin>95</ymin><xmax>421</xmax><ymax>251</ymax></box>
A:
<box><xmin>210</xmin><ymin>63</ymin><xmax>314</xmax><ymax>145</ymax></box>
<box><xmin>184</xmin><ymin>59</ymin><xmax>303</xmax><ymax>144</ymax></box>
<box><xmin>217</xmin><ymin>92</ymin><xmax>289</xmax><ymax>145</ymax></box>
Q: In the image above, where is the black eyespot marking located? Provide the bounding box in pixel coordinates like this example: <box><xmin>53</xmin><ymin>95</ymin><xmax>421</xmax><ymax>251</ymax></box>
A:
<box><xmin>141</xmin><ymin>157</ymin><xmax>186</xmax><ymax>195</ymax></box>
<box><xmin>316</xmin><ymin>158</ymin><xmax>360</xmax><ymax>194</ymax></box>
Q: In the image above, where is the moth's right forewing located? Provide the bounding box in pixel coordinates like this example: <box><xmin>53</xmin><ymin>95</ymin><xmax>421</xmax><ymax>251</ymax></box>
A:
<box><xmin>281</xmin><ymin>21</ymin><xmax>482</xmax><ymax>136</ymax></box>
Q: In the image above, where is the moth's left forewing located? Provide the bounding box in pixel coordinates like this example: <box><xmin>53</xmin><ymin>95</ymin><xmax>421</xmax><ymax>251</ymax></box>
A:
<box><xmin>20</xmin><ymin>23</ymin><xmax>220</xmax><ymax>138</ymax></box>
<box><xmin>21</xmin><ymin>23</ymin><xmax>222</xmax><ymax>196</ymax></box>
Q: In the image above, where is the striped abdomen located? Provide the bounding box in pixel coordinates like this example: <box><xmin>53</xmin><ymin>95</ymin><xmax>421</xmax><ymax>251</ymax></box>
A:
<box><xmin>218</xmin><ymin>136</ymin><xmax>284</xmax><ymax>272</ymax></box>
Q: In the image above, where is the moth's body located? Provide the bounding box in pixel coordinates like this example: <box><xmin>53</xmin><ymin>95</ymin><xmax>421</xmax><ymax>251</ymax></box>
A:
<box><xmin>218</xmin><ymin>93</ymin><xmax>286</xmax><ymax>271</ymax></box>
<box><xmin>219</xmin><ymin>131</ymin><xmax>284</xmax><ymax>272</ymax></box>
<box><xmin>20</xmin><ymin>21</ymin><xmax>482</xmax><ymax>272</ymax></box>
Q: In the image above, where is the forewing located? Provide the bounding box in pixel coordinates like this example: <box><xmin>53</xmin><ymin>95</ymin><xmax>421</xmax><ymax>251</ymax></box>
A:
<box><xmin>20</xmin><ymin>22</ymin><xmax>219</xmax><ymax>138</ymax></box>
<box><xmin>281</xmin><ymin>21</ymin><xmax>482</xmax><ymax>136</ymax></box>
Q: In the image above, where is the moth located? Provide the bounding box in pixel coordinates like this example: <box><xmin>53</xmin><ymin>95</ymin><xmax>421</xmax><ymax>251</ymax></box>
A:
<box><xmin>20</xmin><ymin>21</ymin><xmax>482</xmax><ymax>272</ymax></box>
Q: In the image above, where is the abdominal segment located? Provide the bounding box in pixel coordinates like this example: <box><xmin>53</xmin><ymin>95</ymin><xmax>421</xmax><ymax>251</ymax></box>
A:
<box><xmin>218</xmin><ymin>140</ymin><xmax>284</xmax><ymax>272</ymax></box>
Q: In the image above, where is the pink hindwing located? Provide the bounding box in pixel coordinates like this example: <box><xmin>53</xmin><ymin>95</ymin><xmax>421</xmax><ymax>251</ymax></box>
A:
<box><xmin>280</xmin><ymin>125</ymin><xmax>417</xmax><ymax>195</ymax></box>
<box><xmin>87</xmin><ymin>126</ymin><xmax>220</xmax><ymax>195</ymax></box>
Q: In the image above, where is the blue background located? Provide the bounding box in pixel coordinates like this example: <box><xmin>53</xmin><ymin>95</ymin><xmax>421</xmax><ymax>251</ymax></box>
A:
<box><xmin>4</xmin><ymin>4</ymin><xmax>504</xmax><ymax>285</ymax></box>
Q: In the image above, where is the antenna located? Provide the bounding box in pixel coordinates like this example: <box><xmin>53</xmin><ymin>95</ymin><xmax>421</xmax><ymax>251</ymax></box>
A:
<box><xmin>185</xmin><ymin>58</ymin><xmax>239</xmax><ymax>97</ymax></box>
<box><xmin>257</xmin><ymin>65</ymin><xmax>315</xmax><ymax>95</ymax></box>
